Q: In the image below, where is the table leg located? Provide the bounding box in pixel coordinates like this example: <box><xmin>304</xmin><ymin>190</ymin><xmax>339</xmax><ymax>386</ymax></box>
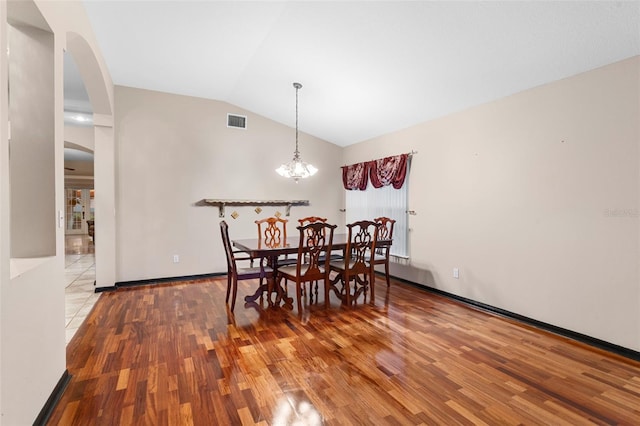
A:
<box><xmin>242</xmin><ymin>255</ymin><xmax>293</xmax><ymax>308</ymax></box>
<box><xmin>244</xmin><ymin>285</ymin><xmax>268</xmax><ymax>303</ymax></box>
<box><xmin>242</xmin><ymin>255</ymin><xmax>272</xmax><ymax>304</ymax></box>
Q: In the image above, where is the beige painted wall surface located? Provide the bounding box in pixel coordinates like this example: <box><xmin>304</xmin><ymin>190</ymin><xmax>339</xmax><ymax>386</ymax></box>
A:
<box><xmin>8</xmin><ymin>23</ymin><xmax>55</xmax><ymax>258</ymax></box>
<box><xmin>3</xmin><ymin>257</ymin><xmax>63</xmax><ymax>425</ymax></box>
<box><xmin>2</xmin><ymin>0</ymin><xmax>114</xmax><ymax>423</ymax></box>
<box><xmin>115</xmin><ymin>86</ymin><xmax>343</xmax><ymax>282</ymax></box>
<box><xmin>345</xmin><ymin>57</ymin><xmax>640</xmax><ymax>351</ymax></box>
<box><xmin>65</xmin><ymin>124</ymin><xmax>95</xmax><ymax>151</ymax></box>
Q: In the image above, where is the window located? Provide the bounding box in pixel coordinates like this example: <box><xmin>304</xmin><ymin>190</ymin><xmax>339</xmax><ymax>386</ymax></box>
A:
<box><xmin>345</xmin><ymin>181</ymin><xmax>409</xmax><ymax>259</ymax></box>
<box><xmin>342</xmin><ymin>153</ymin><xmax>412</xmax><ymax>260</ymax></box>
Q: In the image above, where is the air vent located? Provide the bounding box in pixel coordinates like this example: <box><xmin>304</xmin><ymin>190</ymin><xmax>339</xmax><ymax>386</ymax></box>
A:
<box><xmin>227</xmin><ymin>114</ymin><xmax>247</xmax><ymax>129</ymax></box>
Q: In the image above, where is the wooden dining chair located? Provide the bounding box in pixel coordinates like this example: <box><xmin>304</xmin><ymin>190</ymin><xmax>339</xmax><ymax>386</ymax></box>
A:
<box><xmin>276</xmin><ymin>222</ymin><xmax>337</xmax><ymax>316</ymax></box>
<box><xmin>254</xmin><ymin>216</ymin><xmax>295</xmax><ymax>289</ymax></box>
<box><xmin>327</xmin><ymin>220</ymin><xmax>379</xmax><ymax>307</ymax></box>
<box><xmin>253</xmin><ymin>216</ymin><xmax>292</xmax><ymax>262</ymax></box>
<box><xmin>256</xmin><ymin>216</ymin><xmax>288</xmax><ymax>247</ymax></box>
<box><xmin>371</xmin><ymin>217</ymin><xmax>396</xmax><ymax>286</ymax></box>
<box><xmin>299</xmin><ymin>216</ymin><xmax>343</xmax><ymax>262</ymax></box>
<box><xmin>220</xmin><ymin>220</ymin><xmax>273</xmax><ymax>312</ymax></box>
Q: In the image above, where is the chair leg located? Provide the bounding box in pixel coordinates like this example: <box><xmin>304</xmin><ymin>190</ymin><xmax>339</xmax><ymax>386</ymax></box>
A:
<box><xmin>296</xmin><ymin>280</ymin><xmax>303</xmax><ymax>315</ymax></box>
<box><xmin>225</xmin><ymin>274</ymin><xmax>232</xmax><ymax>303</ymax></box>
<box><xmin>385</xmin><ymin>260</ymin><xmax>391</xmax><ymax>286</ymax></box>
<box><xmin>324</xmin><ymin>277</ymin><xmax>331</xmax><ymax>308</ymax></box>
<box><xmin>344</xmin><ymin>273</ymin><xmax>351</xmax><ymax>307</ymax></box>
<box><xmin>369</xmin><ymin>268</ymin><xmax>376</xmax><ymax>304</ymax></box>
<box><xmin>230</xmin><ymin>277</ymin><xmax>238</xmax><ymax>312</ymax></box>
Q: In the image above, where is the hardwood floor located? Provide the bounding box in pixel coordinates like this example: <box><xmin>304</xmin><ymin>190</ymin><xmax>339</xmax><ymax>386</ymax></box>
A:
<box><xmin>48</xmin><ymin>276</ymin><xmax>640</xmax><ymax>425</ymax></box>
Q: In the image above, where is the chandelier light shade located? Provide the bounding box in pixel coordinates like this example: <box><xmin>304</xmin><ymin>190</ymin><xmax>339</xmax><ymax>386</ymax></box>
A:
<box><xmin>276</xmin><ymin>82</ymin><xmax>318</xmax><ymax>182</ymax></box>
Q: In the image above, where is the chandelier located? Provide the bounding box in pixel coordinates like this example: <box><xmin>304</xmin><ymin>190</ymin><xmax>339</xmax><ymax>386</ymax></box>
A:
<box><xmin>275</xmin><ymin>82</ymin><xmax>318</xmax><ymax>182</ymax></box>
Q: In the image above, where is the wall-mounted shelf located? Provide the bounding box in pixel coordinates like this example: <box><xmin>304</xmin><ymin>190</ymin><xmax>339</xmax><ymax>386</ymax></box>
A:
<box><xmin>196</xmin><ymin>199</ymin><xmax>309</xmax><ymax>217</ymax></box>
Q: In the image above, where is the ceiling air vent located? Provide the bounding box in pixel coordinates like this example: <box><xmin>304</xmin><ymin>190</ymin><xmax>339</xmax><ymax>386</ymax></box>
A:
<box><xmin>227</xmin><ymin>114</ymin><xmax>247</xmax><ymax>129</ymax></box>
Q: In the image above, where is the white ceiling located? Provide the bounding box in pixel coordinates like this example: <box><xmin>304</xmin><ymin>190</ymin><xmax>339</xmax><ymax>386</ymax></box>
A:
<box><xmin>73</xmin><ymin>1</ymin><xmax>640</xmax><ymax>147</ymax></box>
<box><xmin>64</xmin><ymin>147</ymin><xmax>94</xmax><ymax>178</ymax></box>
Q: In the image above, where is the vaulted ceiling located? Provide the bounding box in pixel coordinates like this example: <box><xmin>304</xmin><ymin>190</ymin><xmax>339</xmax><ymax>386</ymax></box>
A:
<box><xmin>65</xmin><ymin>1</ymin><xmax>640</xmax><ymax>147</ymax></box>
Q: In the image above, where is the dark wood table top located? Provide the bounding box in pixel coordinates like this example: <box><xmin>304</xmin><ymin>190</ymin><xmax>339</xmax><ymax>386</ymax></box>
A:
<box><xmin>233</xmin><ymin>234</ymin><xmax>391</xmax><ymax>305</ymax></box>
<box><xmin>233</xmin><ymin>234</ymin><xmax>390</xmax><ymax>258</ymax></box>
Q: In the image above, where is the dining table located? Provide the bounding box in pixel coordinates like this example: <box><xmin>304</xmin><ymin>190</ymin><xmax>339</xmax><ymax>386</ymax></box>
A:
<box><xmin>232</xmin><ymin>234</ymin><xmax>392</xmax><ymax>306</ymax></box>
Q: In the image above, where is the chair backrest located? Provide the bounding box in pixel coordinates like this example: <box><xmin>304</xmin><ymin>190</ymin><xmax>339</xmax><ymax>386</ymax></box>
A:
<box><xmin>344</xmin><ymin>220</ymin><xmax>379</xmax><ymax>271</ymax></box>
<box><xmin>298</xmin><ymin>216</ymin><xmax>327</xmax><ymax>226</ymax></box>
<box><xmin>374</xmin><ymin>217</ymin><xmax>395</xmax><ymax>256</ymax></box>
<box><xmin>298</xmin><ymin>216</ymin><xmax>328</xmax><ymax>237</ymax></box>
<box><xmin>219</xmin><ymin>220</ymin><xmax>237</xmax><ymax>274</ymax></box>
<box><xmin>295</xmin><ymin>222</ymin><xmax>337</xmax><ymax>279</ymax></box>
<box><xmin>255</xmin><ymin>216</ymin><xmax>288</xmax><ymax>248</ymax></box>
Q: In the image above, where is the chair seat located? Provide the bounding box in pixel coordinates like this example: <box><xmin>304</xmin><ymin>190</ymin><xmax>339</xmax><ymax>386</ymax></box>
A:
<box><xmin>278</xmin><ymin>264</ymin><xmax>327</xmax><ymax>278</ymax></box>
<box><xmin>237</xmin><ymin>265</ymin><xmax>273</xmax><ymax>280</ymax></box>
<box><xmin>329</xmin><ymin>260</ymin><xmax>358</xmax><ymax>271</ymax></box>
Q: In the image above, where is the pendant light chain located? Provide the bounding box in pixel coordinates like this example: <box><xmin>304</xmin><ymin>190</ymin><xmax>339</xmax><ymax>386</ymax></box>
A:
<box><xmin>294</xmin><ymin>82</ymin><xmax>301</xmax><ymax>158</ymax></box>
<box><xmin>275</xmin><ymin>81</ymin><xmax>317</xmax><ymax>181</ymax></box>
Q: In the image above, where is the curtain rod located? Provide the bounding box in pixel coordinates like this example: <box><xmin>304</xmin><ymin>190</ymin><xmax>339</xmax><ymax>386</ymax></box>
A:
<box><xmin>341</xmin><ymin>150</ymin><xmax>417</xmax><ymax>167</ymax></box>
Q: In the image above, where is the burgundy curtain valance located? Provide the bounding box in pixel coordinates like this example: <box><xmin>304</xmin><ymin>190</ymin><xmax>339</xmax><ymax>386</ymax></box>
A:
<box><xmin>341</xmin><ymin>153</ymin><xmax>409</xmax><ymax>191</ymax></box>
<box><xmin>369</xmin><ymin>153</ymin><xmax>408</xmax><ymax>189</ymax></box>
<box><xmin>341</xmin><ymin>162</ymin><xmax>369</xmax><ymax>191</ymax></box>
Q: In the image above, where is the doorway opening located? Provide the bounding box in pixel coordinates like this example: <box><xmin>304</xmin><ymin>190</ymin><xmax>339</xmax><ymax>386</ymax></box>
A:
<box><xmin>65</xmin><ymin>188</ymin><xmax>94</xmax><ymax>235</ymax></box>
<box><xmin>64</xmin><ymin>49</ymin><xmax>98</xmax><ymax>343</ymax></box>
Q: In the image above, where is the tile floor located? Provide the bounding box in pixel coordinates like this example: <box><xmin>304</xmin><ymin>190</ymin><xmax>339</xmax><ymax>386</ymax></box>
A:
<box><xmin>65</xmin><ymin>235</ymin><xmax>99</xmax><ymax>344</ymax></box>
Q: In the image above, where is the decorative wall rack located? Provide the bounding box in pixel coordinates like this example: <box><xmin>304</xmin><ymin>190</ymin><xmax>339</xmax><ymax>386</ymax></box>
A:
<box><xmin>196</xmin><ymin>199</ymin><xmax>309</xmax><ymax>217</ymax></box>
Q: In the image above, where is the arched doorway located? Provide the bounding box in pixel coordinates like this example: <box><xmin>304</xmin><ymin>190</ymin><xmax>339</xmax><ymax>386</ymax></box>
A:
<box><xmin>63</xmin><ymin>32</ymin><xmax>115</xmax><ymax>340</ymax></box>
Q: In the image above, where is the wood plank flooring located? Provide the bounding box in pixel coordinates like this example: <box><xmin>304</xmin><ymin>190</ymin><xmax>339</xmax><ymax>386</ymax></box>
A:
<box><xmin>48</xmin><ymin>276</ymin><xmax>640</xmax><ymax>425</ymax></box>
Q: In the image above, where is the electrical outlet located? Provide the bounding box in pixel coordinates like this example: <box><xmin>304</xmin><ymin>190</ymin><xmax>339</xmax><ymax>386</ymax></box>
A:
<box><xmin>453</xmin><ymin>267</ymin><xmax>459</xmax><ymax>279</ymax></box>
<box><xmin>173</xmin><ymin>255</ymin><xmax>180</xmax><ymax>263</ymax></box>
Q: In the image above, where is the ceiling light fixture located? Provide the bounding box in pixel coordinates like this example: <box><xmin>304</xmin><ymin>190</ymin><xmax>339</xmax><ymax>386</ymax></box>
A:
<box><xmin>275</xmin><ymin>82</ymin><xmax>317</xmax><ymax>183</ymax></box>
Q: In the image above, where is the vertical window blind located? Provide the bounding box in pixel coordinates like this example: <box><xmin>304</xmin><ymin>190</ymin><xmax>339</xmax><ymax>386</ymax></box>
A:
<box><xmin>345</xmin><ymin>180</ymin><xmax>409</xmax><ymax>258</ymax></box>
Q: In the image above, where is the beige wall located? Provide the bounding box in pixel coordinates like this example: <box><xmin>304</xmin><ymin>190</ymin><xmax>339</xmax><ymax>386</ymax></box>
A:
<box><xmin>114</xmin><ymin>86</ymin><xmax>344</xmax><ymax>282</ymax></box>
<box><xmin>1</xmin><ymin>0</ymin><xmax>114</xmax><ymax>423</ymax></box>
<box><xmin>65</xmin><ymin>124</ymin><xmax>95</xmax><ymax>151</ymax></box>
<box><xmin>8</xmin><ymin>23</ymin><xmax>55</xmax><ymax>258</ymax></box>
<box><xmin>345</xmin><ymin>56</ymin><xmax>640</xmax><ymax>351</ymax></box>
<box><xmin>4</xmin><ymin>257</ymin><xmax>61</xmax><ymax>423</ymax></box>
